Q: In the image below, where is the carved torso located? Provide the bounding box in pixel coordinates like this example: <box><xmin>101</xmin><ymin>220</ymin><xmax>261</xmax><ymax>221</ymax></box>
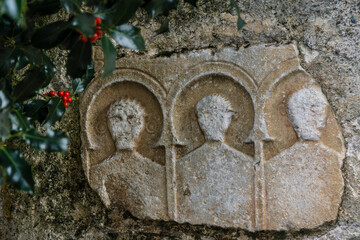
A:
<box><xmin>177</xmin><ymin>142</ymin><xmax>254</xmax><ymax>228</ymax></box>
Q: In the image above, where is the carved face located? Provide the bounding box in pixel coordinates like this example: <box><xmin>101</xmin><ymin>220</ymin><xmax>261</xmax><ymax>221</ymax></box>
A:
<box><xmin>107</xmin><ymin>100</ymin><xmax>145</xmax><ymax>150</ymax></box>
<box><xmin>196</xmin><ymin>95</ymin><xmax>234</xmax><ymax>142</ymax></box>
<box><xmin>287</xmin><ymin>88</ymin><xmax>328</xmax><ymax>141</ymax></box>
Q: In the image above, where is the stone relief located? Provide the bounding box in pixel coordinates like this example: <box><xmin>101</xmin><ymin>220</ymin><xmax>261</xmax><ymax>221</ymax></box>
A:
<box><xmin>176</xmin><ymin>95</ymin><xmax>254</xmax><ymax>228</ymax></box>
<box><xmin>80</xmin><ymin>44</ymin><xmax>345</xmax><ymax>232</ymax></box>
<box><xmin>264</xmin><ymin>88</ymin><xmax>344</xmax><ymax>230</ymax></box>
<box><xmin>90</xmin><ymin>99</ymin><xmax>168</xmax><ymax>220</ymax></box>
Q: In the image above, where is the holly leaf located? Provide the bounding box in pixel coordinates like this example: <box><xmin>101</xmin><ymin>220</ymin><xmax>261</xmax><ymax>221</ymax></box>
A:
<box><xmin>28</xmin><ymin>0</ymin><xmax>62</xmax><ymax>16</ymax></box>
<box><xmin>59</xmin><ymin>30</ymin><xmax>80</xmax><ymax>50</ymax></box>
<box><xmin>66</xmin><ymin>40</ymin><xmax>92</xmax><ymax>78</ymax></box>
<box><xmin>94</xmin><ymin>0</ymin><xmax>142</xmax><ymax>27</ymax></box>
<box><xmin>0</xmin><ymin>147</ymin><xmax>34</xmax><ymax>194</ymax></box>
<box><xmin>9</xmin><ymin>109</ymin><xmax>30</xmax><ymax>132</ymax></box>
<box><xmin>21</xmin><ymin>47</ymin><xmax>56</xmax><ymax>79</ymax></box>
<box><xmin>15</xmin><ymin>51</ymin><xmax>29</xmax><ymax>70</ymax></box>
<box><xmin>12</xmin><ymin>67</ymin><xmax>49</xmax><ymax>102</ymax></box>
<box><xmin>0</xmin><ymin>0</ymin><xmax>27</xmax><ymax>25</ymax></box>
<box><xmin>230</xmin><ymin>0</ymin><xmax>246</xmax><ymax>30</ymax></box>
<box><xmin>42</xmin><ymin>98</ymin><xmax>65</xmax><ymax>127</ymax></box>
<box><xmin>184</xmin><ymin>0</ymin><xmax>199</xmax><ymax>7</ymax></box>
<box><xmin>71</xmin><ymin>13</ymin><xmax>95</xmax><ymax>37</ymax></box>
<box><xmin>0</xmin><ymin>81</ymin><xmax>12</xmax><ymax>109</ymax></box>
<box><xmin>0</xmin><ymin>47</ymin><xmax>16</xmax><ymax>78</ymax></box>
<box><xmin>23</xmin><ymin>100</ymin><xmax>48</xmax><ymax>124</ymax></box>
<box><xmin>72</xmin><ymin>62</ymin><xmax>94</xmax><ymax>94</ymax></box>
<box><xmin>145</xmin><ymin>0</ymin><xmax>178</xmax><ymax>18</ymax></box>
<box><xmin>0</xmin><ymin>110</ymin><xmax>11</xmax><ymax>141</ymax></box>
<box><xmin>101</xmin><ymin>35</ymin><xmax>116</xmax><ymax>78</ymax></box>
<box><xmin>84</xmin><ymin>0</ymin><xmax>102</xmax><ymax>6</ymax></box>
<box><xmin>109</xmin><ymin>24</ymin><xmax>145</xmax><ymax>50</ymax></box>
<box><xmin>0</xmin><ymin>15</ymin><xmax>17</xmax><ymax>38</ymax></box>
<box><xmin>32</xmin><ymin>21</ymin><xmax>71</xmax><ymax>49</ymax></box>
<box><xmin>22</xmin><ymin>128</ymin><xmax>68</xmax><ymax>152</ymax></box>
<box><xmin>60</xmin><ymin>0</ymin><xmax>82</xmax><ymax>13</ymax></box>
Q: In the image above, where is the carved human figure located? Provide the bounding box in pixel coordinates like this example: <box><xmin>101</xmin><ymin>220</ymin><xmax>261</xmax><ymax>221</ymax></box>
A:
<box><xmin>90</xmin><ymin>99</ymin><xmax>168</xmax><ymax>220</ymax></box>
<box><xmin>177</xmin><ymin>95</ymin><xmax>254</xmax><ymax>229</ymax></box>
<box><xmin>264</xmin><ymin>88</ymin><xmax>344</xmax><ymax>230</ymax></box>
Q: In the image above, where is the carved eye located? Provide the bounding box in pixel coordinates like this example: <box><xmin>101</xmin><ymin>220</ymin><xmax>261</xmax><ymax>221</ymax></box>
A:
<box><xmin>310</xmin><ymin>105</ymin><xmax>316</xmax><ymax>113</ymax></box>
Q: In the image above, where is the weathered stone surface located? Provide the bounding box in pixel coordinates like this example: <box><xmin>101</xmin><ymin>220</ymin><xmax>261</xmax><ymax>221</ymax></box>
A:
<box><xmin>3</xmin><ymin>1</ymin><xmax>360</xmax><ymax>239</ymax></box>
<box><xmin>80</xmin><ymin>43</ymin><xmax>345</xmax><ymax>231</ymax></box>
<box><xmin>264</xmin><ymin>87</ymin><xmax>344</xmax><ymax>231</ymax></box>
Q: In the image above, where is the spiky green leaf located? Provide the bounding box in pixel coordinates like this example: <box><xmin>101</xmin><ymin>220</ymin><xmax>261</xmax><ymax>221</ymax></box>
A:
<box><xmin>109</xmin><ymin>24</ymin><xmax>145</xmax><ymax>50</ymax></box>
<box><xmin>66</xmin><ymin>40</ymin><xmax>92</xmax><ymax>78</ymax></box>
<box><xmin>42</xmin><ymin>98</ymin><xmax>65</xmax><ymax>127</ymax></box>
<box><xmin>60</xmin><ymin>0</ymin><xmax>82</xmax><ymax>13</ymax></box>
<box><xmin>71</xmin><ymin>13</ymin><xmax>95</xmax><ymax>37</ymax></box>
<box><xmin>22</xmin><ymin>128</ymin><xmax>68</xmax><ymax>152</ymax></box>
<box><xmin>145</xmin><ymin>0</ymin><xmax>178</xmax><ymax>18</ymax></box>
<box><xmin>0</xmin><ymin>147</ymin><xmax>34</xmax><ymax>194</ymax></box>
<box><xmin>230</xmin><ymin>0</ymin><xmax>246</xmax><ymax>30</ymax></box>
<box><xmin>101</xmin><ymin>35</ymin><xmax>116</xmax><ymax>77</ymax></box>
<box><xmin>72</xmin><ymin>62</ymin><xmax>94</xmax><ymax>94</ymax></box>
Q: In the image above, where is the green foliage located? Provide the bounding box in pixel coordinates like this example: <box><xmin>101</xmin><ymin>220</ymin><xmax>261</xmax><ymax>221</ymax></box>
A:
<box><xmin>72</xmin><ymin>63</ymin><xmax>95</xmax><ymax>94</ymax></box>
<box><xmin>101</xmin><ymin>35</ymin><xmax>116</xmax><ymax>77</ymax></box>
<box><xmin>0</xmin><ymin>147</ymin><xmax>35</xmax><ymax>194</ymax></box>
<box><xmin>109</xmin><ymin>24</ymin><xmax>145</xmax><ymax>50</ymax></box>
<box><xmin>71</xmin><ymin>13</ymin><xmax>96</xmax><ymax>37</ymax></box>
<box><xmin>43</xmin><ymin>98</ymin><xmax>66</xmax><ymax>127</ymax></box>
<box><xmin>0</xmin><ymin>110</ymin><xmax>11</xmax><ymax>141</ymax></box>
<box><xmin>23</xmin><ymin>100</ymin><xmax>48</xmax><ymax>124</ymax></box>
<box><xmin>0</xmin><ymin>0</ymin><xmax>27</xmax><ymax>26</ymax></box>
<box><xmin>13</xmin><ymin>67</ymin><xmax>52</xmax><ymax>102</ymax></box>
<box><xmin>145</xmin><ymin>0</ymin><xmax>178</xmax><ymax>17</ymax></box>
<box><xmin>184</xmin><ymin>0</ymin><xmax>199</xmax><ymax>7</ymax></box>
<box><xmin>66</xmin><ymin>41</ymin><xmax>92</xmax><ymax>78</ymax></box>
<box><xmin>230</xmin><ymin>0</ymin><xmax>246</xmax><ymax>30</ymax></box>
<box><xmin>60</xmin><ymin>0</ymin><xmax>82</xmax><ymax>13</ymax></box>
<box><xmin>22</xmin><ymin>128</ymin><xmax>69</xmax><ymax>152</ymax></box>
<box><xmin>0</xmin><ymin>0</ymin><xmax>246</xmax><ymax>194</ymax></box>
<box><xmin>94</xmin><ymin>0</ymin><xmax>143</xmax><ymax>27</ymax></box>
<box><xmin>32</xmin><ymin>21</ymin><xmax>71</xmax><ymax>49</ymax></box>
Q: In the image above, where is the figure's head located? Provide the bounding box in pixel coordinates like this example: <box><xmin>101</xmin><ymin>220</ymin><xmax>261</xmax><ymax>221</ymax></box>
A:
<box><xmin>196</xmin><ymin>95</ymin><xmax>235</xmax><ymax>142</ymax></box>
<box><xmin>287</xmin><ymin>88</ymin><xmax>328</xmax><ymax>141</ymax></box>
<box><xmin>107</xmin><ymin>99</ymin><xmax>145</xmax><ymax>150</ymax></box>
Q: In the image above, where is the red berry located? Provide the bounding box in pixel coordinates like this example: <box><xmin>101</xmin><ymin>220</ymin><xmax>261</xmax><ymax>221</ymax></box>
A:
<box><xmin>75</xmin><ymin>29</ymin><xmax>81</xmax><ymax>34</ymax></box>
<box><xmin>64</xmin><ymin>91</ymin><xmax>70</xmax><ymax>97</ymax></box>
<box><xmin>64</xmin><ymin>101</ymin><xmax>69</xmax><ymax>108</ymax></box>
<box><xmin>67</xmin><ymin>97</ymin><xmax>72</xmax><ymax>103</ymax></box>
<box><xmin>80</xmin><ymin>35</ymin><xmax>88</xmax><ymax>42</ymax></box>
<box><xmin>96</xmin><ymin>30</ymin><xmax>103</xmax><ymax>36</ymax></box>
<box><xmin>62</xmin><ymin>96</ymin><xmax>68</xmax><ymax>102</ymax></box>
<box><xmin>58</xmin><ymin>90</ymin><xmax>64</xmax><ymax>96</ymax></box>
<box><xmin>44</xmin><ymin>93</ymin><xmax>49</xmax><ymax>96</ymax></box>
<box><xmin>49</xmin><ymin>90</ymin><xmax>55</xmax><ymax>96</ymax></box>
<box><xmin>89</xmin><ymin>33</ymin><xmax>99</xmax><ymax>42</ymax></box>
<box><xmin>95</xmin><ymin>17</ymin><xmax>102</xmax><ymax>25</ymax></box>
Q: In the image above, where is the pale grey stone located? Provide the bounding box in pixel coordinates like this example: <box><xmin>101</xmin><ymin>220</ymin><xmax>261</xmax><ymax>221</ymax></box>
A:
<box><xmin>80</xmin><ymin>44</ymin><xmax>345</xmax><ymax>232</ymax></box>
<box><xmin>176</xmin><ymin>95</ymin><xmax>253</xmax><ymax>229</ymax></box>
<box><xmin>287</xmin><ymin>88</ymin><xmax>328</xmax><ymax>141</ymax></box>
<box><xmin>107</xmin><ymin>99</ymin><xmax>145</xmax><ymax>150</ymax></box>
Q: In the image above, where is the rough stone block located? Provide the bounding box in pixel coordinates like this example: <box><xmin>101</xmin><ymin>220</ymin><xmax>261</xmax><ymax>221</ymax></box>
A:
<box><xmin>80</xmin><ymin>44</ymin><xmax>345</xmax><ymax>231</ymax></box>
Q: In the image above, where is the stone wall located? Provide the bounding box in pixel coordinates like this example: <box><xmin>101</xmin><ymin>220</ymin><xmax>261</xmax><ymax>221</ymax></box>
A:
<box><xmin>1</xmin><ymin>0</ymin><xmax>360</xmax><ymax>239</ymax></box>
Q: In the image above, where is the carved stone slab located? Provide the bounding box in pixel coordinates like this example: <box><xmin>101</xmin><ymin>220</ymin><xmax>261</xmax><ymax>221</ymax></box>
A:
<box><xmin>80</xmin><ymin>44</ymin><xmax>345</xmax><ymax>231</ymax></box>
